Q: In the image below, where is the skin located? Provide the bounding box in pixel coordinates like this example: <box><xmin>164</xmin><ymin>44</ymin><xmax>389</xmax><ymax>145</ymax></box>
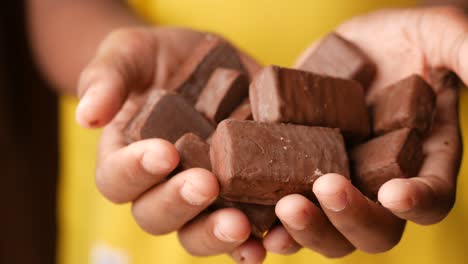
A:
<box><xmin>27</xmin><ymin>1</ymin><xmax>465</xmax><ymax>263</ymax></box>
<box><xmin>268</xmin><ymin>6</ymin><xmax>464</xmax><ymax>257</ymax></box>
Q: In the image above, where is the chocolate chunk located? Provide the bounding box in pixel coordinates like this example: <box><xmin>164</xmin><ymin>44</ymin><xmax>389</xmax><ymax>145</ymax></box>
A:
<box><xmin>297</xmin><ymin>32</ymin><xmax>376</xmax><ymax>89</ymax></box>
<box><xmin>212</xmin><ymin>199</ymin><xmax>277</xmax><ymax>239</ymax></box>
<box><xmin>250</xmin><ymin>65</ymin><xmax>370</xmax><ymax>142</ymax></box>
<box><xmin>228</xmin><ymin>98</ymin><xmax>252</xmax><ymax>120</ymax></box>
<box><xmin>210</xmin><ymin>120</ymin><xmax>349</xmax><ymax>205</ymax></box>
<box><xmin>195</xmin><ymin>68</ymin><xmax>249</xmax><ymax>124</ymax></box>
<box><xmin>124</xmin><ymin>90</ymin><xmax>214</xmax><ymax>143</ymax></box>
<box><xmin>174</xmin><ymin>133</ymin><xmax>212</xmax><ymax>170</ymax></box>
<box><xmin>168</xmin><ymin>35</ymin><xmax>246</xmax><ymax>105</ymax></box>
<box><xmin>174</xmin><ymin>133</ymin><xmax>276</xmax><ymax>238</ymax></box>
<box><xmin>350</xmin><ymin>128</ymin><xmax>423</xmax><ymax>199</ymax></box>
<box><xmin>372</xmin><ymin>74</ymin><xmax>436</xmax><ymax>136</ymax></box>
<box><xmin>428</xmin><ymin>69</ymin><xmax>460</xmax><ymax>92</ymax></box>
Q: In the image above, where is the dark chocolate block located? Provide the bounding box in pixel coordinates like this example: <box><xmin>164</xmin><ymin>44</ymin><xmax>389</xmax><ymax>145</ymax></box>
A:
<box><xmin>124</xmin><ymin>90</ymin><xmax>214</xmax><ymax>143</ymax></box>
<box><xmin>174</xmin><ymin>133</ymin><xmax>212</xmax><ymax>170</ymax></box>
<box><xmin>228</xmin><ymin>98</ymin><xmax>252</xmax><ymax>120</ymax></box>
<box><xmin>372</xmin><ymin>74</ymin><xmax>436</xmax><ymax>136</ymax></box>
<box><xmin>195</xmin><ymin>68</ymin><xmax>249</xmax><ymax>124</ymax></box>
<box><xmin>297</xmin><ymin>32</ymin><xmax>376</xmax><ymax>89</ymax></box>
<box><xmin>250</xmin><ymin>65</ymin><xmax>370</xmax><ymax>142</ymax></box>
<box><xmin>174</xmin><ymin>133</ymin><xmax>276</xmax><ymax>238</ymax></box>
<box><xmin>210</xmin><ymin>120</ymin><xmax>350</xmax><ymax>205</ymax></box>
<box><xmin>212</xmin><ymin>199</ymin><xmax>277</xmax><ymax>239</ymax></box>
<box><xmin>168</xmin><ymin>35</ymin><xmax>246</xmax><ymax>105</ymax></box>
<box><xmin>350</xmin><ymin>128</ymin><xmax>423</xmax><ymax>199</ymax></box>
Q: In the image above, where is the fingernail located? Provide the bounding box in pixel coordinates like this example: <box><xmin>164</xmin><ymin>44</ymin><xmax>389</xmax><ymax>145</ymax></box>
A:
<box><xmin>378</xmin><ymin>179</ymin><xmax>415</xmax><ymax>213</ymax></box>
<box><xmin>141</xmin><ymin>150</ymin><xmax>174</xmax><ymax>175</ymax></box>
<box><xmin>76</xmin><ymin>92</ymin><xmax>97</xmax><ymax>127</ymax></box>
<box><xmin>283</xmin><ymin>218</ymin><xmax>306</xmax><ymax>231</ymax></box>
<box><xmin>214</xmin><ymin>221</ymin><xmax>240</xmax><ymax>243</ymax></box>
<box><xmin>382</xmin><ymin>198</ymin><xmax>414</xmax><ymax>213</ymax></box>
<box><xmin>282</xmin><ymin>211</ymin><xmax>310</xmax><ymax>231</ymax></box>
<box><xmin>283</xmin><ymin>219</ymin><xmax>306</xmax><ymax>231</ymax></box>
<box><xmin>318</xmin><ymin>191</ymin><xmax>348</xmax><ymax>212</ymax></box>
<box><xmin>180</xmin><ymin>180</ymin><xmax>212</xmax><ymax>206</ymax></box>
<box><xmin>75</xmin><ymin>86</ymin><xmax>101</xmax><ymax>128</ymax></box>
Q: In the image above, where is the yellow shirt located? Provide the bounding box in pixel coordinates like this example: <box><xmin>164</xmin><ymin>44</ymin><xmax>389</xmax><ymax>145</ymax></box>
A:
<box><xmin>59</xmin><ymin>1</ymin><xmax>468</xmax><ymax>263</ymax></box>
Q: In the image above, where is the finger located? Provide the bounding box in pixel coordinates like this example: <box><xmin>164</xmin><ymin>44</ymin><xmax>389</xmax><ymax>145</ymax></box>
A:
<box><xmin>378</xmin><ymin>177</ymin><xmax>455</xmax><ymax>225</ymax></box>
<box><xmin>230</xmin><ymin>239</ymin><xmax>267</xmax><ymax>264</ymax></box>
<box><xmin>293</xmin><ymin>40</ymin><xmax>321</xmax><ymax>68</ymax></box>
<box><xmin>313</xmin><ymin>174</ymin><xmax>406</xmax><ymax>253</ymax></box>
<box><xmin>274</xmin><ymin>194</ymin><xmax>355</xmax><ymax>258</ymax></box>
<box><xmin>178</xmin><ymin>208</ymin><xmax>251</xmax><ymax>256</ymax></box>
<box><xmin>131</xmin><ymin>168</ymin><xmax>219</xmax><ymax>235</ymax></box>
<box><xmin>263</xmin><ymin>225</ymin><xmax>301</xmax><ymax>255</ymax></box>
<box><xmin>76</xmin><ymin>28</ymin><xmax>156</xmax><ymax>128</ymax></box>
<box><xmin>379</xmin><ymin>87</ymin><xmax>461</xmax><ymax>224</ymax></box>
<box><xmin>417</xmin><ymin>6</ymin><xmax>468</xmax><ymax>86</ymax></box>
<box><xmin>96</xmin><ymin>125</ymin><xmax>179</xmax><ymax>203</ymax></box>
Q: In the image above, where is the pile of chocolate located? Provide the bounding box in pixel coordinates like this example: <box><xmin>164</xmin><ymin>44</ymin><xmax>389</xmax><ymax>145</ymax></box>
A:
<box><xmin>124</xmin><ymin>33</ymin><xmax>436</xmax><ymax>238</ymax></box>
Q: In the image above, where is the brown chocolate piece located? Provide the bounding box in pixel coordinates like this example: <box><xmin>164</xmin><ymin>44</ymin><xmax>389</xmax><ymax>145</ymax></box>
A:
<box><xmin>210</xmin><ymin>120</ymin><xmax>349</xmax><ymax>205</ymax></box>
<box><xmin>212</xmin><ymin>199</ymin><xmax>277</xmax><ymax>239</ymax></box>
<box><xmin>174</xmin><ymin>133</ymin><xmax>276</xmax><ymax>238</ymax></box>
<box><xmin>124</xmin><ymin>90</ymin><xmax>214</xmax><ymax>143</ymax></box>
<box><xmin>195</xmin><ymin>68</ymin><xmax>249</xmax><ymax>124</ymax></box>
<box><xmin>350</xmin><ymin>128</ymin><xmax>423</xmax><ymax>199</ymax></box>
<box><xmin>373</xmin><ymin>74</ymin><xmax>436</xmax><ymax>136</ymax></box>
<box><xmin>174</xmin><ymin>133</ymin><xmax>212</xmax><ymax>170</ymax></box>
<box><xmin>428</xmin><ymin>69</ymin><xmax>460</xmax><ymax>92</ymax></box>
<box><xmin>228</xmin><ymin>98</ymin><xmax>253</xmax><ymax>120</ymax></box>
<box><xmin>297</xmin><ymin>32</ymin><xmax>376</xmax><ymax>89</ymax></box>
<box><xmin>250</xmin><ymin>65</ymin><xmax>370</xmax><ymax>142</ymax></box>
<box><xmin>168</xmin><ymin>35</ymin><xmax>246</xmax><ymax>105</ymax></box>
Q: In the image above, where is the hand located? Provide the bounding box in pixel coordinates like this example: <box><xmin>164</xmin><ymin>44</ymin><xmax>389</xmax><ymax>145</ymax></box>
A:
<box><xmin>75</xmin><ymin>27</ymin><xmax>265</xmax><ymax>263</ymax></box>
<box><xmin>265</xmin><ymin>6</ymin><xmax>463</xmax><ymax>257</ymax></box>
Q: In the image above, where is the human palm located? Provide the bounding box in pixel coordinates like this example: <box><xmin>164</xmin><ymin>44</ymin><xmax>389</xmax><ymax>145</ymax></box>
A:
<box><xmin>76</xmin><ymin>26</ymin><xmax>264</xmax><ymax>261</ymax></box>
<box><xmin>336</xmin><ymin>7</ymin><xmax>461</xmax><ymax>222</ymax></box>
<box><xmin>76</xmin><ymin>6</ymin><xmax>465</xmax><ymax>263</ymax></box>
<box><xmin>262</xmin><ymin>6</ymin><xmax>462</xmax><ymax>258</ymax></box>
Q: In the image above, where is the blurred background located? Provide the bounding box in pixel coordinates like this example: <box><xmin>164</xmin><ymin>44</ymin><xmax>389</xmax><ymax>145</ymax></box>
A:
<box><xmin>1</xmin><ymin>1</ymin><xmax>468</xmax><ymax>264</ymax></box>
<box><xmin>0</xmin><ymin>2</ymin><xmax>58</xmax><ymax>264</ymax></box>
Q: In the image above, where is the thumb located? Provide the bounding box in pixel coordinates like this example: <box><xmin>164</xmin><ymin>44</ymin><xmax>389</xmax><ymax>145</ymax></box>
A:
<box><xmin>76</xmin><ymin>28</ymin><xmax>157</xmax><ymax>128</ymax></box>
<box><xmin>417</xmin><ymin>6</ymin><xmax>468</xmax><ymax>86</ymax></box>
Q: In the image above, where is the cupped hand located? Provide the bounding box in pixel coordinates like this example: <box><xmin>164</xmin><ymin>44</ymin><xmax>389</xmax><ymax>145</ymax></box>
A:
<box><xmin>267</xmin><ymin>5</ymin><xmax>463</xmax><ymax>258</ymax></box>
<box><xmin>75</xmin><ymin>27</ymin><xmax>265</xmax><ymax>263</ymax></box>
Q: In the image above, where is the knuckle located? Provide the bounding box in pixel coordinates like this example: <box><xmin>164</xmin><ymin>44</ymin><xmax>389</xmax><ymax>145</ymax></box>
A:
<box><xmin>196</xmin><ymin>236</ymin><xmax>220</xmax><ymax>256</ymax></box>
<box><xmin>104</xmin><ymin>28</ymin><xmax>154</xmax><ymax>59</ymax></box>
<box><xmin>178</xmin><ymin>231</ymin><xmax>204</xmax><ymax>256</ymax></box>
<box><xmin>95</xmin><ymin>155</ymin><xmax>135</xmax><ymax>204</ymax></box>
<box><xmin>95</xmin><ymin>166</ymin><xmax>126</xmax><ymax>204</ymax></box>
<box><xmin>131</xmin><ymin>202</ymin><xmax>172</xmax><ymax>236</ymax></box>
<box><xmin>81</xmin><ymin>62</ymin><xmax>120</xmax><ymax>82</ymax></box>
<box><xmin>77</xmin><ymin>57</ymin><xmax>124</xmax><ymax>97</ymax></box>
<box><xmin>180</xmin><ymin>238</ymin><xmax>213</xmax><ymax>257</ymax></box>
<box><xmin>177</xmin><ymin>220</ymin><xmax>221</xmax><ymax>257</ymax></box>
